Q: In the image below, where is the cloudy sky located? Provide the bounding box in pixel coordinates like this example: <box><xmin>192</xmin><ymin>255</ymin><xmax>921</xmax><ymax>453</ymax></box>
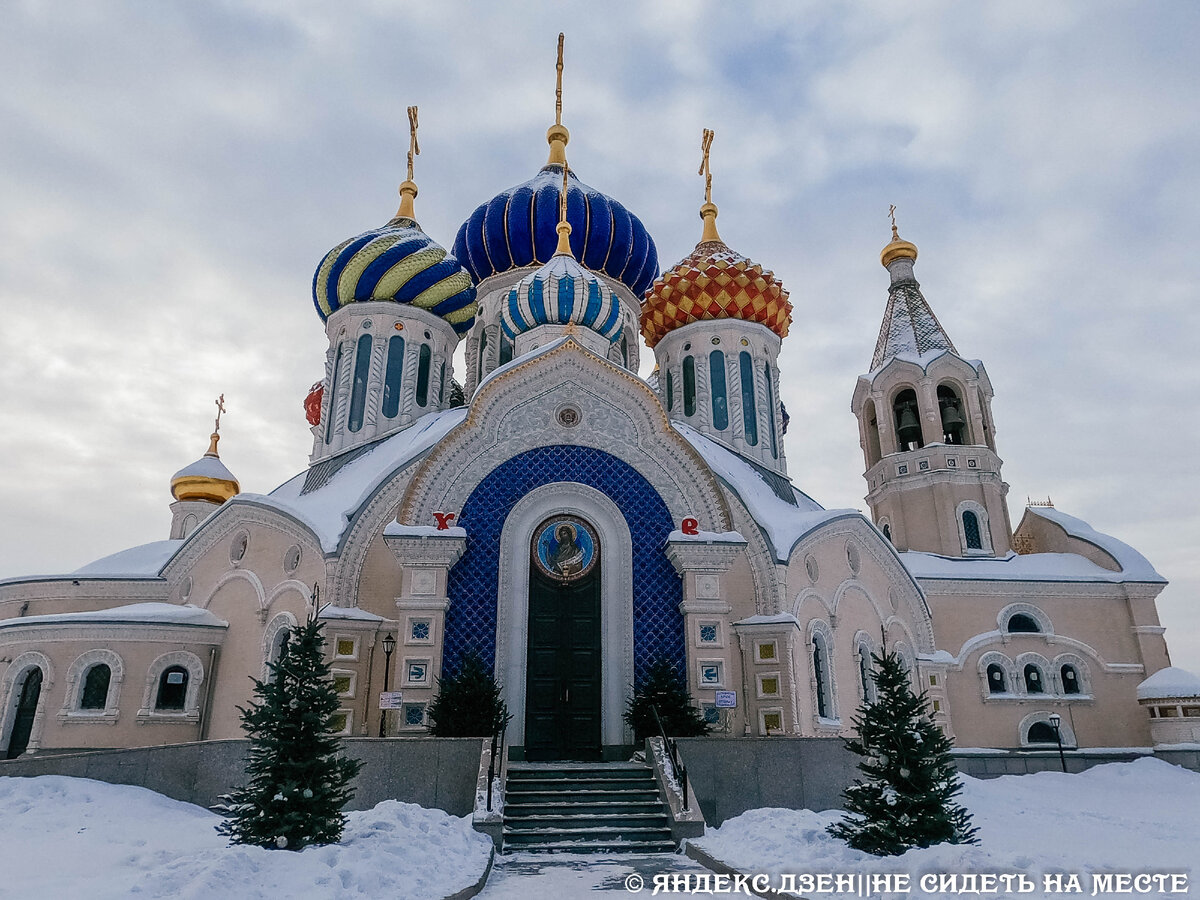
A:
<box><xmin>1</xmin><ymin>1</ymin><xmax>1197</xmax><ymax>671</ymax></box>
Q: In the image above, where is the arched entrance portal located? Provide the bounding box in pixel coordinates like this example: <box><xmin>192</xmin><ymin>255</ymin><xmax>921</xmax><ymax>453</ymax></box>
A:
<box><xmin>5</xmin><ymin>667</ymin><xmax>43</xmax><ymax>759</ymax></box>
<box><xmin>524</xmin><ymin>516</ymin><xmax>602</xmax><ymax>761</ymax></box>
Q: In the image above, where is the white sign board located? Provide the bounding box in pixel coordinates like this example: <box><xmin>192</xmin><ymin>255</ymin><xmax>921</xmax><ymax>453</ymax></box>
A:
<box><xmin>715</xmin><ymin>690</ymin><xmax>737</xmax><ymax>708</ymax></box>
<box><xmin>379</xmin><ymin>691</ymin><xmax>404</xmax><ymax>710</ymax></box>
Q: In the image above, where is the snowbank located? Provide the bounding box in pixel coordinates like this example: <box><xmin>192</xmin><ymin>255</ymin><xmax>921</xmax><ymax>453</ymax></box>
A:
<box><xmin>0</xmin><ymin>776</ymin><xmax>492</xmax><ymax>900</ymax></box>
<box><xmin>692</xmin><ymin>758</ymin><xmax>1200</xmax><ymax>898</ymax></box>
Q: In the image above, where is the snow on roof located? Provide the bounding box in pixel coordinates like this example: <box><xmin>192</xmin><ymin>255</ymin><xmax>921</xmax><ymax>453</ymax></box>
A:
<box><xmin>1137</xmin><ymin>666</ymin><xmax>1200</xmax><ymax>700</ymax></box>
<box><xmin>0</xmin><ymin>602</ymin><xmax>226</xmax><ymax>629</ymax></box>
<box><xmin>667</xmin><ymin>529</ymin><xmax>746</xmax><ymax>543</ymax></box>
<box><xmin>72</xmin><ymin>540</ymin><xmax>183</xmax><ymax>578</ymax></box>
<box><xmin>476</xmin><ymin>335</ymin><xmax>573</xmax><ymax>393</ymax></box>
<box><xmin>734</xmin><ymin>613</ymin><xmax>801</xmax><ymax>627</ymax></box>
<box><xmin>171</xmin><ymin>454</ymin><xmax>236</xmax><ymax>482</ymax></box>
<box><xmin>900</xmin><ymin>549</ymin><xmax>1157</xmax><ymax>584</ymax></box>
<box><xmin>247</xmin><ymin>409</ymin><xmax>468</xmax><ymax>554</ymax></box>
<box><xmin>319</xmin><ymin>605</ymin><xmax>385</xmax><ymax>622</ymax></box>
<box><xmin>1026</xmin><ymin>506</ymin><xmax>1164</xmax><ymax>582</ymax></box>
<box><xmin>673</xmin><ymin>423</ymin><xmax>853</xmax><ymax>563</ymax></box>
<box><xmin>383</xmin><ymin>523</ymin><xmax>467</xmax><ymax>539</ymax></box>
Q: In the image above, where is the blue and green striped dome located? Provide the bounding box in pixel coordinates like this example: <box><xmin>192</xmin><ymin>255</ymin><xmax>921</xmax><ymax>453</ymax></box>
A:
<box><xmin>312</xmin><ymin>217</ymin><xmax>477</xmax><ymax>334</ymax></box>
<box><xmin>453</xmin><ymin>165</ymin><xmax>658</xmax><ymax>297</ymax></box>
<box><xmin>501</xmin><ymin>253</ymin><xmax>623</xmax><ymax>343</ymax></box>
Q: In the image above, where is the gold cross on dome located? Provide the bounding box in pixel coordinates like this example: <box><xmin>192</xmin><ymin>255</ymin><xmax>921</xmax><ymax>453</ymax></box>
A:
<box><xmin>699</xmin><ymin>128</ymin><xmax>715</xmax><ymax>205</ymax></box>
<box><xmin>406</xmin><ymin>106</ymin><xmax>420</xmax><ymax>183</ymax></box>
<box><xmin>213</xmin><ymin>394</ymin><xmax>226</xmax><ymax>434</ymax></box>
<box><xmin>555</xmin><ymin>33</ymin><xmax>565</xmax><ymax>127</ymax></box>
<box><xmin>889</xmin><ymin>204</ymin><xmax>899</xmax><ymax>241</ymax></box>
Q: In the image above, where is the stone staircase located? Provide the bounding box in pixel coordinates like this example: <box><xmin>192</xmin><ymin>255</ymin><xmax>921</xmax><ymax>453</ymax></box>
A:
<box><xmin>502</xmin><ymin>762</ymin><xmax>677</xmax><ymax>853</ymax></box>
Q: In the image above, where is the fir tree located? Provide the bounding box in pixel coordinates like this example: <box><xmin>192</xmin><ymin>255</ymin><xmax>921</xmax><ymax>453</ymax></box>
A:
<box><xmin>427</xmin><ymin>652</ymin><xmax>511</xmax><ymax>737</ymax></box>
<box><xmin>217</xmin><ymin>609</ymin><xmax>362</xmax><ymax>850</ymax></box>
<box><xmin>624</xmin><ymin>658</ymin><xmax>709</xmax><ymax>743</ymax></box>
<box><xmin>827</xmin><ymin>647</ymin><xmax>978</xmax><ymax>855</ymax></box>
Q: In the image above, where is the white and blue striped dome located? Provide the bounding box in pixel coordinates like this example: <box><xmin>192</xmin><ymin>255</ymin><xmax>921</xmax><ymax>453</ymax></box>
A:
<box><xmin>501</xmin><ymin>253</ymin><xmax>623</xmax><ymax>343</ymax></box>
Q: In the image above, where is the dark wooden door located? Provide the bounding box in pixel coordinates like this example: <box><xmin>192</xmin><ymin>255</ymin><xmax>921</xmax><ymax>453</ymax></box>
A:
<box><xmin>6</xmin><ymin>667</ymin><xmax>42</xmax><ymax>759</ymax></box>
<box><xmin>524</xmin><ymin>564</ymin><xmax>602</xmax><ymax>760</ymax></box>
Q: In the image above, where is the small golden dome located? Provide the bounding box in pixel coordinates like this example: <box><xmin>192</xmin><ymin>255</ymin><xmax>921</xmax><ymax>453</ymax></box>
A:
<box><xmin>881</xmin><ymin>206</ymin><xmax>918</xmax><ymax>267</ymax></box>
<box><xmin>170</xmin><ymin>432</ymin><xmax>239</xmax><ymax>504</ymax></box>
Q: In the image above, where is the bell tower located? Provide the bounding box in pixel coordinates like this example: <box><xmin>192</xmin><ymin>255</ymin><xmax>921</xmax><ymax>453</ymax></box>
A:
<box><xmin>851</xmin><ymin>215</ymin><xmax>1012</xmax><ymax>557</ymax></box>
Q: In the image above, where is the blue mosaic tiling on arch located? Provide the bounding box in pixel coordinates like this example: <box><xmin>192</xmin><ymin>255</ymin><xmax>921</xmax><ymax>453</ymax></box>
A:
<box><xmin>442</xmin><ymin>445</ymin><xmax>684</xmax><ymax>684</ymax></box>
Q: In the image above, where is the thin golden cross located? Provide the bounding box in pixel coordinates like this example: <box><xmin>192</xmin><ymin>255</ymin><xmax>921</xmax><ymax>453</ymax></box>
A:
<box><xmin>407</xmin><ymin>106</ymin><xmax>420</xmax><ymax>183</ymax></box>
<box><xmin>889</xmin><ymin>204</ymin><xmax>899</xmax><ymax>241</ymax></box>
<box><xmin>700</xmin><ymin>129</ymin><xmax>715</xmax><ymax>205</ymax></box>
<box><xmin>555</xmin><ymin>33</ymin><xmax>565</xmax><ymax>127</ymax></box>
<box><xmin>213</xmin><ymin>394</ymin><xmax>226</xmax><ymax>434</ymax></box>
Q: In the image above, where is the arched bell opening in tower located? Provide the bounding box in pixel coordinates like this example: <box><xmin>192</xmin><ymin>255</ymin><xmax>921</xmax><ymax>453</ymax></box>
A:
<box><xmin>862</xmin><ymin>399</ymin><xmax>882</xmax><ymax>466</ymax></box>
<box><xmin>893</xmin><ymin>388</ymin><xmax>923</xmax><ymax>451</ymax></box>
<box><xmin>937</xmin><ymin>384</ymin><xmax>967</xmax><ymax>445</ymax></box>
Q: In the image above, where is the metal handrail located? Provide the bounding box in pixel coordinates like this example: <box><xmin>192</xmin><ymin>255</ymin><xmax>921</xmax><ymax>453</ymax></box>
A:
<box><xmin>649</xmin><ymin>704</ymin><xmax>689</xmax><ymax>811</ymax></box>
<box><xmin>485</xmin><ymin>720</ymin><xmax>507</xmax><ymax>812</ymax></box>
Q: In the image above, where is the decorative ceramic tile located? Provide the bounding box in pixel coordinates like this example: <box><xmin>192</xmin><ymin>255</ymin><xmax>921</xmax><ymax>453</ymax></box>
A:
<box><xmin>442</xmin><ymin>445</ymin><xmax>685</xmax><ymax>683</ymax></box>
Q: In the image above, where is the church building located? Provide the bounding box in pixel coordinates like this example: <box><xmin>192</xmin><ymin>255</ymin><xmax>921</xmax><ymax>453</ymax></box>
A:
<box><xmin>0</xmin><ymin>62</ymin><xmax>1184</xmax><ymax>764</ymax></box>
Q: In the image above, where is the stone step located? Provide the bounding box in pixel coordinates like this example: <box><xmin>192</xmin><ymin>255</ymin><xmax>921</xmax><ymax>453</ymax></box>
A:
<box><xmin>507</xmin><ymin>763</ymin><xmax>652</xmax><ymax>779</ymax></box>
<box><xmin>503</xmin><ymin>825</ymin><xmax>674</xmax><ymax>845</ymax></box>
<box><xmin>504</xmin><ymin>789</ymin><xmax>661</xmax><ymax>805</ymax></box>
<box><xmin>510</xmin><ymin>839</ymin><xmax>679</xmax><ymax>854</ymax></box>
<box><xmin>506</xmin><ymin>776</ymin><xmax>656</xmax><ymax>792</ymax></box>
<box><xmin>505</xmin><ymin>800</ymin><xmax>667</xmax><ymax>817</ymax></box>
<box><xmin>504</xmin><ymin>813</ymin><xmax>669</xmax><ymax>831</ymax></box>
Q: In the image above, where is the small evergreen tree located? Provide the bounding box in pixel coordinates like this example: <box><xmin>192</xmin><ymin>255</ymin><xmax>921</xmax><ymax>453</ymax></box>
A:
<box><xmin>625</xmin><ymin>659</ymin><xmax>709</xmax><ymax>743</ymax></box>
<box><xmin>217</xmin><ymin>609</ymin><xmax>362</xmax><ymax>850</ymax></box>
<box><xmin>427</xmin><ymin>653</ymin><xmax>511</xmax><ymax>737</ymax></box>
<box><xmin>827</xmin><ymin>647</ymin><xmax>978</xmax><ymax>855</ymax></box>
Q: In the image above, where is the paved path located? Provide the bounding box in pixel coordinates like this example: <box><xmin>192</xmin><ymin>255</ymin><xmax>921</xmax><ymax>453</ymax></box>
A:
<box><xmin>475</xmin><ymin>850</ymin><xmax>710</xmax><ymax>898</ymax></box>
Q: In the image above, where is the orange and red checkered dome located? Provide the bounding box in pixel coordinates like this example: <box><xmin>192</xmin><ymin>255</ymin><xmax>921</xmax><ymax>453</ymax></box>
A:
<box><xmin>640</xmin><ymin>239</ymin><xmax>791</xmax><ymax>348</ymax></box>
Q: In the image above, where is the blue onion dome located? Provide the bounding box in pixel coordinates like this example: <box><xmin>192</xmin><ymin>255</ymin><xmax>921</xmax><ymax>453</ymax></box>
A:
<box><xmin>452</xmin><ymin>164</ymin><xmax>659</xmax><ymax>298</ymax></box>
<box><xmin>312</xmin><ymin>216</ymin><xmax>478</xmax><ymax>335</ymax></box>
<box><xmin>501</xmin><ymin>252</ymin><xmax>624</xmax><ymax>343</ymax></box>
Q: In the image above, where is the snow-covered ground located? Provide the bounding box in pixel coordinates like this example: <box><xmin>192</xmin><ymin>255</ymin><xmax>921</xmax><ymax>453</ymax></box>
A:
<box><xmin>0</xmin><ymin>775</ymin><xmax>492</xmax><ymax>899</ymax></box>
<box><xmin>694</xmin><ymin>758</ymin><xmax>1200</xmax><ymax>899</ymax></box>
<box><xmin>2</xmin><ymin>759</ymin><xmax>1197</xmax><ymax>898</ymax></box>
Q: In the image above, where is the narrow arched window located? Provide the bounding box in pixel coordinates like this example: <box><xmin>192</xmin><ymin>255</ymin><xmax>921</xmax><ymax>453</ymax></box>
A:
<box><xmin>347</xmin><ymin>333</ymin><xmax>372</xmax><ymax>433</ymax></box>
<box><xmin>765</xmin><ymin>362</ymin><xmax>778</xmax><ymax>459</ymax></box>
<box><xmin>963</xmin><ymin>510</ymin><xmax>983</xmax><ymax>550</ymax></box>
<box><xmin>382</xmin><ymin>335</ymin><xmax>405</xmax><ymax>419</ymax></box>
<box><xmin>739</xmin><ymin>352</ymin><xmax>758</xmax><ymax>446</ymax></box>
<box><xmin>620</xmin><ymin>331</ymin><xmax>629</xmax><ymax>368</ymax></box>
<box><xmin>858</xmin><ymin>646</ymin><xmax>874</xmax><ymax>702</ymax></box>
<box><xmin>893</xmin><ymin>388</ymin><xmax>923</xmax><ymax>450</ymax></box>
<box><xmin>986</xmin><ymin>663</ymin><xmax>1007</xmax><ymax>693</ymax></box>
<box><xmin>415</xmin><ymin>345</ymin><xmax>432</xmax><ymax>408</ymax></box>
<box><xmin>155</xmin><ymin>666</ymin><xmax>189</xmax><ymax>711</ymax></box>
<box><xmin>1061</xmin><ymin>664</ymin><xmax>1081</xmax><ymax>695</ymax></box>
<box><xmin>80</xmin><ymin>664</ymin><xmax>111</xmax><ymax>710</ymax></box>
<box><xmin>499</xmin><ymin>330</ymin><xmax>513</xmax><ymax>366</ymax></box>
<box><xmin>1023</xmin><ymin>663</ymin><xmax>1044</xmax><ymax>694</ymax></box>
<box><xmin>1007</xmin><ymin>613</ymin><xmax>1040</xmax><ymax>634</ymax></box>
<box><xmin>683</xmin><ymin>356</ymin><xmax>697</xmax><ymax>417</ymax></box>
<box><xmin>882</xmin><ymin>523</ymin><xmax>892</xmax><ymax>542</ymax></box>
<box><xmin>1027</xmin><ymin>721</ymin><xmax>1057</xmax><ymax>743</ymax></box>
<box><xmin>666</xmin><ymin>369</ymin><xmax>675</xmax><ymax>412</ymax></box>
<box><xmin>709</xmin><ymin>350</ymin><xmax>728</xmax><ymax>429</ymax></box>
<box><xmin>813</xmin><ymin>635</ymin><xmax>832</xmax><ymax>718</ymax></box>
<box><xmin>324</xmin><ymin>343</ymin><xmax>344</xmax><ymax>444</ymax></box>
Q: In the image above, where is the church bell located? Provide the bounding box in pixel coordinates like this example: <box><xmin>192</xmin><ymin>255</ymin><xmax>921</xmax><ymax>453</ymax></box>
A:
<box><xmin>896</xmin><ymin>403</ymin><xmax>922</xmax><ymax>445</ymax></box>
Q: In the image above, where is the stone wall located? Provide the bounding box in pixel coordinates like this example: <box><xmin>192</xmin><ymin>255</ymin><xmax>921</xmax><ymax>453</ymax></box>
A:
<box><xmin>675</xmin><ymin>737</ymin><xmax>859</xmax><ymax>826</ymax></box>
<box><xmin>0</xmin><ymin>737</ymin><xmax>482</xmax><ymax>815</ymax></box>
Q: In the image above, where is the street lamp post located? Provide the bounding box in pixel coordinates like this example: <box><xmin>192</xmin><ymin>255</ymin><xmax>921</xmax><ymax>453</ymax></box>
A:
<box><xmin>1048</xmin><ymin>712</ymin><xmax>1067</xmax><ymax>773</ymax></box>
<box><xmin>379</xmin><ymin>633</ymin><xmax>396</xmax><ymax>738</ymax></box>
